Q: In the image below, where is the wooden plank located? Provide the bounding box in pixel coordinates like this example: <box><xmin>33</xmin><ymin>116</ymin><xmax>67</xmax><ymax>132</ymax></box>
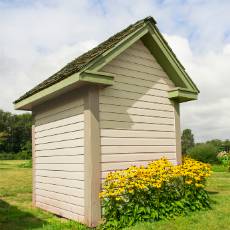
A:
<box><xmin>101</xmin><ymin>137</ymin><xmax>176</xmax><ymax>146</ymax></box>
<box><xmin>36</xmin><ymin>189</ymin><xmax>84</xmax><ymax>206</ymax></box>
<box><xmin>36</xmin><ymin>147</ymin><xmax>84</xmax><ymax>157</ymax></box>
<box><xmin>100</xmin><ymin>88</ymin><xmax>172</xmax><ymax>105</ymax></box>
<box><xmin>36</xmin><ymin>202</ymin><xmax>85</xmax><ymax>223</ymax></box>
<box><xmin>107</xmin><ymin>60</ymin><xmax>168</xmax><ymax>79</ymax></box>
<box><xmin>100</xmin><ymin>129</ymin><xmax>175</xmax><ymax>138</ymax></box>
<box><xmin>84</xmin><ymin>87</ymin><xmax>101</xmax><ymax>226</ymax></box>
<box><xmin>36</xmin><ymin>170</ymin><xmax>84</xmax><ymax>180</ymax></box>
<box><xmin>35</xmin><ymin>96</ymin><xmax>83</xmax><ymax>120</ymax></box>
<box><xmin>35</xmin><ymin>114</ymin><xmax>84</xmax><ymax>132</ymax></box>
<box><xmin>100</xmin><ymin>104</ymin><xmax>174</xmax><ymax>118</ymax></box>
<box><xmin>35</xmin><ymin>130</ymin><xmax>84</xmax><ymax>144</ymax></box>
<box><xmin>35</xmin><ymin>106</ymin><xmax>84</xmax><ymax>126</ymax></box>
<box><xmin>111</xmin><ymin>82</ymin><xmax>169</xmax><ymax>98</ymax></box>
<box><xmin>36</xmin><ymin>155</ymin><xmax>84</xmax><ymax>164</ymax></box>
<box><xmin>100</xmin><ymin>121</ymin><xmax>175</xmax><ymax>131</ymax></box>
<box><xmin>36</xmin><ymin>176</ymin><xmax>84</xmax><ymax>189</ymax></box>
<box><xmin>101</xmin><ymin>145</ymin><xmax>176</xmax><ymax>154</ymax></box>
<box><xmin>36</xmin><ymin>163</ymin><xmax>84</xmax><ymax>171</ymax></box>
<box><xmin>101</xmin><ymin>152</ymin><xmax>176</xmax><ymax>163</ymax></box>
<box><xmin>100</xmin><ymin>96</ymin><xmax>174</xmax><ymax>112</ymax></box>
<box><xmin>35</xmin><ymin>122</ymin><xmax>84</xmax><ymax>138</ymax></box>
<box><xmin>36</xmin><ymin>182</ymin><xmax>84</xmax><ymax>197</ymax></box>
<box><xmin>36</xmin><ymin>195</ymin><xmax>84</xmax><ymax>215</ymax></box>
<box><xmin>32</xmin><ymin>124</ymin><xmax>36</xmax><ymax>206</ymax></box>
<box><xmin>100</xmin><ymin>112</ymin><xmax>174</xmax><ymax>125</ymax></box>
<box><xmin>117</xmin><ymin>51</ymin><xmax>162</xmax><ymax>70</ymax></box>
<box><xmin>35</xmin><ymin>138</ymin><xmax>84</xmax><ymax>151</ymax></box>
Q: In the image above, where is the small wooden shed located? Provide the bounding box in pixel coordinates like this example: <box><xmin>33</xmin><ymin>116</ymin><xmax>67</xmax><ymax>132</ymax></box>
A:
<box><xmin>14</xmin><ymin>16</ymin><xmax>199</xmax><ymax>227</ymax></box>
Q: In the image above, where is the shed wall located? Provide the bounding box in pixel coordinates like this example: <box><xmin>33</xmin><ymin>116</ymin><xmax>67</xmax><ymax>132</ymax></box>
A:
<box><xmin>100</xmin><ymin>39</ymin><xmax>177</xmax><ymax>178</ymax></box>
<box><xmin>33</xmin><ymin>91</ymin><xmax>85</xmax><ymax>222</ymax></box>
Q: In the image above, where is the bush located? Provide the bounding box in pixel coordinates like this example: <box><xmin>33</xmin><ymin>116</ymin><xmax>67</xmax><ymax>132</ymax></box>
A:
<box><xmin>100</xmin><ymin>158</ymin><xmax>211</xmax><ymax>229</ymax></box>
<box><xmin>18</xmin><ymin>159</ymin><xmax>32</xmax><ymax>168</ymax></box>
<box><xmin>217</xmin><ymin>151</ymin><xmax>230</xmax><ymax>171</ymax></box>
<box><xmin>0</xmin><ymin>151</ymin><xmax>32</xmax><ymax>160</ymax></box>
<box><xmin>187</xmin><ymin>143</ymin><xmax>218</xmax><ymax>163</ymax></box>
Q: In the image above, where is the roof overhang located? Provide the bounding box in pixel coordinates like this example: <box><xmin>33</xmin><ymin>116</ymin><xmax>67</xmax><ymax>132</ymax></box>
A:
<box><xmin>14</xmin><ymin>17</ymin><xmax>199</xmax><ymax>110</ymax></box>
<box><xmin>14</xmin><ymin>71</ymin><xmax>114</xmax><ymax>110</ymax></box>
<box><xmin>168</xmin><ymin>87</ymin><xmax>198</xmax><ymax>102</ymax></box>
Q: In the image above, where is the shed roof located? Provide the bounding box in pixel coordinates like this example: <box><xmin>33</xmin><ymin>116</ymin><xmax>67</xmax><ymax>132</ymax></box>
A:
<box><xmin>14</xmin><ymin>16</ymin><xmax>199</xmax><ymax>109</ymax></box>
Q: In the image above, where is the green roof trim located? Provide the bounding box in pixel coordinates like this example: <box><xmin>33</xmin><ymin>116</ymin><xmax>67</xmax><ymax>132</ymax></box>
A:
<box><xmin>168</xmin><ymin>87</ymin><xmax>198</xmax><ymax>102</ymax></box>
<box><xmin>14</xmin><ymin>16</ymin><xmax>199</xmax><ymax>110</ymax></box>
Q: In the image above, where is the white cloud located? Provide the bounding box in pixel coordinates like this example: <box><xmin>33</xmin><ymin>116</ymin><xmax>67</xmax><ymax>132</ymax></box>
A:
<box><xmin>0</xmin><ymin>0</ymin><xmax>230</xmax><ymax>141</ymax></box>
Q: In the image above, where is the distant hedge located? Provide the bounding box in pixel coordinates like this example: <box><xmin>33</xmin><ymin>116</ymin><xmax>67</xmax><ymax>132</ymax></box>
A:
<box><xmin>187</xmin><ymin>143</ymin><xmax>218</xmax><ymax>163</ymax></box>
<box><xmin>0</xmin><ymin>151</ymin><xmax>31</xmax><ymax>160</ymax></box>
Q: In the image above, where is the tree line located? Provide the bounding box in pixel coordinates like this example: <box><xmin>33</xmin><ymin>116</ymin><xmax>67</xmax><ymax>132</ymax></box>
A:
<box><xmin>181</xmin><ymin>128</ymin><xmax>230</xmax><ymax>163</ymax></box>
<box><xmin>0</xmin><ymin>109</ymin><xmax>32</xmax><ymax>159</ymax></box>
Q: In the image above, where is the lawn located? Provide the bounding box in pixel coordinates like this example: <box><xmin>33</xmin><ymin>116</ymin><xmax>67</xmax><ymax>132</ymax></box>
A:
<box><xmin>0</xmin><ymin>161</ymin><xmax>229</xmax><ymax>230</ymax></box>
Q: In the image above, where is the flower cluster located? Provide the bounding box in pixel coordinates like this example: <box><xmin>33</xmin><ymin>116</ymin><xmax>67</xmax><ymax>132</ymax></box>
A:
<box><xmin>100</xmin><ymin>157</ymin><xmax>211</xmax><ymax>200</ymax></box>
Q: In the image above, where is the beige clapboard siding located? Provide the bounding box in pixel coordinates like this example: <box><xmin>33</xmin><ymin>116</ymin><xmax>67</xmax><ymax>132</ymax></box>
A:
<box><xmin>101</xmin><ymin>138</ymin><xmax>176</xmax><ymax>146</ymax></box>
<box><xmin>117</xmin><ymin>51</ymin><xmax>162</xmax><ymax>70</ymax></box>
<box><xmin>36</xmin><ymin>202</ymin><xmax>84</xmax><ymax>222</ymax></box>
<box><xmin>36</xmin><ymin>155</ymin><xmax>84</xmax><ymax>164</ymax></box>
<box><xmin>35</xmin><ymin>131</ymin><xmax>84</xmax><ymax>144</ymax></box>
<box><xmin>36</xmin><ymin>163</ymin><xmax>84</xmax><ymax>171</ymax></box>
<box><xmin>100</xmin><ymin>112</ymin><xmax>174</xmax><ymax>125</ymax></box>
<box><xmin>36</xmin><ymin>147</ymin><xmax>84</xmax><ymax>157</ymax></box>
<box><xmin>36</xmin><ymin>170</ymin><xmax>84</xmax><ymax>180</ymax></box>
<box><xmin>101</xmin><ymin>152</ymin><xmax>176</xmax><ymax>163</ymax></box>
<box><xmin>100</xmin><ymin>88</ymin><xmax>171</xmax><ymax>105</ymax></box>
<box><xmin>36</xmin><ymin>176</ymin><xmax>84</xmax><ymax>189</ymax></box>
<box><xmin>101</xmin><ymin>145</ymin><xmax>176</xmax><ymax>154</ymax></box>
<box><xmin>34</xmin><ymin>96</ymin><xmax>83</xmax><ymax>120</ymax></box>
<box><xmin>36</xmin><ymin>182</ymin><xmax>84</xmax><ymax>197</ymax></box>
<box><xmin>100</xmin><ymin>39</ymin><xmax>177</xmax><ymax>177</ymax></box>
<box><xmin>100</xmin><ymin>104</ymin><xmax>174</xmax><ymax>118</ymax></box>
<box><xmin>100</xmin><ymin>96</ymin><xmax>174</xmax><ymax>111</ymax></box>
<box><xmin>34</xmin><ymin>91</ymin><xmax>85</xmax><ymax>220</ymax></box>
<box><xmin>100</xmin><ymin>121</ymin><xmax>175</xmax><ymax>131</ymax></box>
<box><xmin>101</xmin><ymin>129</ymin><xmax>175</xmax><ymax>138</ymax></box>
<box><xmin>35</xmin><ymin>113</ymin><xmax>84</xmax><ymax>132</ymax></box>
<box><xmin>35</xmin><ymin>125</ymin><xmax>84</xmax><ymax>139</ymax></box>
<box><xmin>36</xmin><ymin>189</ymin><xmax>84</xmax><ymax>206</ymax></box>
<box><xmin>35</xmin><ymin>138</ymin><xmax>84</xmax><ymax>151</ymax></box>
<box><xmin>111</xmin><ymin>81</ymin><xmax>169</xmax><ymax>98</ymax></box>
<box><xmin>36</xmin><ymin>195</ymin><xmax>84</xmax><ymax>215</ymax></box>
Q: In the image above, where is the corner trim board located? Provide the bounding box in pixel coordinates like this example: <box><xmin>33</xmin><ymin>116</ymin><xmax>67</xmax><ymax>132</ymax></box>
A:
<box><xmin>84</xmin><ymin>87</ymin><xmax>101</xmax><ymax>227</ymax></box>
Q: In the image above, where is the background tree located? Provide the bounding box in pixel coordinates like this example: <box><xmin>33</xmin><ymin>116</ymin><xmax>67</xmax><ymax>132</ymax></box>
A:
<box><xmin>181</xmin><ymin>129</ymin><xmax>195</xmax><ymax>154</ymax></box>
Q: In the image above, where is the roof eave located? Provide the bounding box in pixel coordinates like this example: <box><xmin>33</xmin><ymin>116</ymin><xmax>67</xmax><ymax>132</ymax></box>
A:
<box><xmin>14</xmin><ymin>71</ymin><xmax>114</xmax><ymax>111</ymax></box>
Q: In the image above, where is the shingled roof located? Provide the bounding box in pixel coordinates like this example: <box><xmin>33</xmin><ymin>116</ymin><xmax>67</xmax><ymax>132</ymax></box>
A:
<box><xmin>15</xmin><ymin>16</ymin><xmax>157</xmax><ymax>103</ymax></box>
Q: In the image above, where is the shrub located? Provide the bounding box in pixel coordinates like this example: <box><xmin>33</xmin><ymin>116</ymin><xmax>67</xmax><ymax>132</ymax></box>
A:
<box><xmin>18</xmin><ymin>159</ymin><xmax>32</xmax><ymax>168</ymax></box>
<box><xmin>100</xmin><ymin>158</ymin><xmax>211</xmax><ymax>229</ymax></box>
<box><xmin>187</xmin><ymin>143</ymin><xmax>218</xmax><ymax>163</ymax></box>
<box><xmin>217</xmin><ymin>151</ymin><xmax>230</xmax><ymax>171</ymax></box>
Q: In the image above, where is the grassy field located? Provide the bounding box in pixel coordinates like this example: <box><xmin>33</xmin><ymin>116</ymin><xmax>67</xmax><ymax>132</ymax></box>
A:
<box><xmin>0</xmin><ymin>161</ymin><xmax>229</xmax><ymax>230</ymax></box>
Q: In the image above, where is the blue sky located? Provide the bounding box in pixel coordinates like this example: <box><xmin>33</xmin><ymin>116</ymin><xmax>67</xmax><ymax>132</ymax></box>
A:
<box><xmin>0</xmin><ymin>0</ymin><xmax>230</xmax><ymax>141</ymax></box>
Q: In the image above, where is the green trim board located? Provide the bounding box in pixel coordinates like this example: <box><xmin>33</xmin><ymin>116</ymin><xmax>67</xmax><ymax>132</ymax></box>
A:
<box><xmin>15</xmin><ymin>71</ymin><xmax>115</xmax><ymax>110</ymax></box>
<box><xmin>168</xmin><ymin>87</ymin><xmax>198</xmax><ymax>102</ymax></box>
<box><xmin>14</xmin><ymin>16</ymin><xmax>199</xmax><ymax>110</ymax></box>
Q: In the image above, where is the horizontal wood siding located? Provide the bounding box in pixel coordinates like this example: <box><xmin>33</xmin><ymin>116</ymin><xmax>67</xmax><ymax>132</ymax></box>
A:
<box><xmin>99</xmin><ymin>40</ymin><xmax>177</xmax><ymax>178</ymax></box>
<box><xmin>34</xmin><ymin>90</ymin><xmax>85</xmax><ymax>222</ymax></box>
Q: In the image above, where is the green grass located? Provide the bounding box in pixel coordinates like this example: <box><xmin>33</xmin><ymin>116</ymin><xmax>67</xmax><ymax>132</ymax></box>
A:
<box><xmin>0</xmin><ymin>160</ymin><xmax>90</xmax><ymax>230</ymax></box>
<box><xmin>0</xmin><ymin>160</ymin><xmax>230</xmax><ymax>230</ymax></box>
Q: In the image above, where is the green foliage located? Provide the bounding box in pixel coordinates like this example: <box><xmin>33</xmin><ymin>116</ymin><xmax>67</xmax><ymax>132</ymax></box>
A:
<box><xmin>18</xmin><ymin>159</ymin><xmax>32</xmax><ymax>168</ymax></box>
<box><xmin>181</xmin><ymin>129</ymin><xmax>194</xmax><ymax>154</ymax></box>
<box><xmin>217</xmin><ymin>152</ymin><xmax>230</xmax><ymax>171</ymax></box>
<box><xmin>100</xmin><ymin>158</ymin><xmax>211</xmax><ymax>229</ymax></box>
<box><xmin>187</xmin><ymin>143</ymin><xmax>218</xmax><ymax>163</ymax></box>
<box><xmin>0</xmin><ymin>109</ymin><xmax>32</xmax><ymax>157</ymax></box>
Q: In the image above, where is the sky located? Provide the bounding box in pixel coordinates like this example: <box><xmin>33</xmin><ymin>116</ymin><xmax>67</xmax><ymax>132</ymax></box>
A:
<box><xmin>0</xmin><ymin>0</ymin><xmax>230</xmax><ymax>142</ymax></box>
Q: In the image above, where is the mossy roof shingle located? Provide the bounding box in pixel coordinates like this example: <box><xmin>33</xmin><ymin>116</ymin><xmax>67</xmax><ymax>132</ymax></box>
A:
<box><xmin>15</xmin><ymin>16</ymin><xmax>156</xmax><ymax>103</ymax></box>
